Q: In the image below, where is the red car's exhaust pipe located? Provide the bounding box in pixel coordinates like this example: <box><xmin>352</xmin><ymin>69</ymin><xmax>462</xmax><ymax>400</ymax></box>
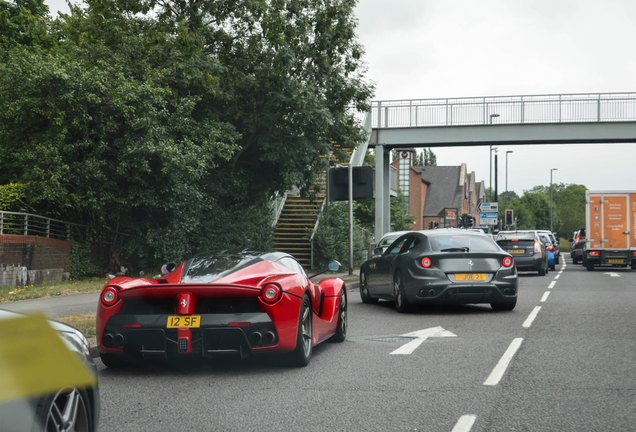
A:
<box><xmin>114</xmin><ymin>333</ymin><xmax>125</xmax><ymax>347</ymax></box>
<box><xmin>249</xmin><ymin>332</ymin><xmax>263</xmax><ymax>345</ymax></box>
<box><xmin>263</xmin><ymin>331</ymin><xmax>276</xmax><ymax>345</ymax></box>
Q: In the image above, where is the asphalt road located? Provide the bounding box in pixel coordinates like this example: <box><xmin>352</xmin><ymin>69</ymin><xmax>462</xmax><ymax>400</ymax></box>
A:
<box><xmin>90</xmin><ymin>261</ymin><xmax>635</xmax><ymax>432</ymax></box>
<box><xmin>2</xmin><ymin>263</ymin><xmax>633</xmax><ymax>431</ymax></box>
<box><xmin>1</xmin><ymin>291</ymin><xmax>100</xmax><ymax>317</ymax></box>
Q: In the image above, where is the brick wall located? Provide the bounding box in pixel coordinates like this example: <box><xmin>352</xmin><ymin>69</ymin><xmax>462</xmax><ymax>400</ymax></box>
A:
<box><xmin>0</xmin><ymin>235</ymin><xmax>71</xmax><ymax>271</ymax></box>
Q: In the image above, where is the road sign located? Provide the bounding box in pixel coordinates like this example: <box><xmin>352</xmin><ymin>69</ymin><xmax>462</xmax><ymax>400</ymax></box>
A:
<box><xmin>479</xmin><ymin>213</ymin><xmax>498</xmax><ymax>225</ymax></box>
<box><xmin>478</xmin><ymin>202</ymin><xmax>499</xmax><ymax>212</ymax></box>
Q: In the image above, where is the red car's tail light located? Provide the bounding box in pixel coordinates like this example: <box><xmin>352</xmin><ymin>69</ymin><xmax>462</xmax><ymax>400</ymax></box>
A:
<box><xmin>101</xmin><ymin>286</ymin><xmax>119</xmax><ymax>306</ymax></box>
<box><xmin>588</xmin><ymin>250</ymin><xmax>600</xmax><ymax>257</ymax></box>
<box><xmin>632</xmin><ymin>251</ymin><xmax>636</xmax><ymax>257</ymax></box>
<box><xmin>420</xmin><ymin>257</ymin><xmax>432</xmax><ymax>268</ymax></box>
<box><xmin>261</xmin><ymin>283</ymin><xmax>282</xmax><ymax>304</ymax></box>
<box><xmin>502</xmin><ymin>256</ymin><xmax>513</xmax><ymax>268</ymax></box>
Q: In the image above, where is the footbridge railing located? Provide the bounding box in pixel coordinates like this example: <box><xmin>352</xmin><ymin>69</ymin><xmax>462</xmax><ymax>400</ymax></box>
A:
<box><xmin>371</xmin><ymin>92</ymin><xmax>636</xmax><ymax>128</ymax></box>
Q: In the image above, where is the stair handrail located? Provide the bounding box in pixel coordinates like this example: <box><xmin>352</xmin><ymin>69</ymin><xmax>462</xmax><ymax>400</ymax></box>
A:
<box><xmin>271</xmin><ymin>191</ymin><xmax>288</xmax><ymax>227</ymax></box>
<box><xmin>349</xmin><ymin>110</ymin><xmax>372</xmax><ymax>167</ymax></box>
<box><xmin>309</xmin><ymin>197</ymin><xmax>327</xmax><ymax>269</ymax></box>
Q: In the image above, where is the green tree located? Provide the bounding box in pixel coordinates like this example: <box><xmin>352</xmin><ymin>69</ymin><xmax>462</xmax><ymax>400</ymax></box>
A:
<box><xmin>0</xmin><ymin>0</ymin><xmax>52</xmax><ymax>56</ymax></box>
<box><xmin>413</xmin><ymin>148</ymin><xmax>436</xmax><ymax>166</ymax></box>
<box><xmin>0</xmin><ymin>0</ymin><xmax>372</xmax><ymax>268</ymax></box>
<box><xmin>553</xmin><ymin>183</ymin><xmax>586</xmax><ymax>239</ymax></box>
<box><xmin>312</xmin><ymin>201</ymin><xmax>369</xmax><ymax>269</ymax></box>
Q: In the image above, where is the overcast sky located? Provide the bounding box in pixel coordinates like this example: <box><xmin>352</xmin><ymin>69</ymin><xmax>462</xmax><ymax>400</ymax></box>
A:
<box><xmin>45</xmin><ymin>0</ymin><xmax>635</xmax><ymax>195</ymax></box>
<box><xmin>354</xmin><ymin>0</ymin><xmax>636</xmax><ymax>195</ymax></box>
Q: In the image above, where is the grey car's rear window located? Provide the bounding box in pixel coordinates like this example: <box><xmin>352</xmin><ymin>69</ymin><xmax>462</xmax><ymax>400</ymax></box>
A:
<box><xmin>496</xmin><ymin>232</ymin><xmax>535</xmax><ymax>241</ymax></box>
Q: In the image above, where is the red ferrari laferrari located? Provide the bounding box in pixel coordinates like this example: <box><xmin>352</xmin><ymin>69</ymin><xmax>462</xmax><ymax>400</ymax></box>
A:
<box><xmin>97</xmin><ymin>252</ymin><xmax>347</xmax><ymax>367</ymax></box>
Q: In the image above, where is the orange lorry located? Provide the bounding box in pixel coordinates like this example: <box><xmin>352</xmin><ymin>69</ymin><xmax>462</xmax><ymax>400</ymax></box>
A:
<box><xmin>584</xmin><ymin>190</ymin><xmax>636</xmax><ymax>271</ymax></box>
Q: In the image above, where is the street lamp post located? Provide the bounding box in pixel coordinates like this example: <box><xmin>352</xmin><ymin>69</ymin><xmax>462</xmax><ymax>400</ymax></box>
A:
<box><xmin>493</xmin><ymin>148</ymin><xmax>499</xmax><ymax>202</ymax></box>
<box><xmin>488</xmin><ymin>114</ymin><xmax>499</xmax><ymax>201</ymax></box>
<box><xmin>505</xmin><ymin>150</ymin><xmax>513</xmax><ymax>193</ymax></box>
<box><xmin>550</xmin><ymin>168</ymin><xmax>558</xmax><ymax>231</ymax></box>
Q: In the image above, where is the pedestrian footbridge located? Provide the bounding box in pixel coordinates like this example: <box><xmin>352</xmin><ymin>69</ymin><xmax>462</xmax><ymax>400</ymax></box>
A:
<box><xmin>349</xmin><ymin>92</ymin><xmax>636</xmax><ymax>240</ymax></box>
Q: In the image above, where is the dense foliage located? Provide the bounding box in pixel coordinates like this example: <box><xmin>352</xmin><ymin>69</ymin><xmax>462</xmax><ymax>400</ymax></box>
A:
<box><xmin>311</xmin><ymin>201</ymin><xmax>370</xmax><ymax>269</ymax></box>
<box><xmin>68</xmin><ymin>241</ymin><xmax>101</xmax><ymax>279</ymax></box>
<box><xmin>497</xmin><ymin>183</ymin><xmax>586</xmax><ymax>240</ymax></box>
<box><xmin>0</xmin><ymin>0</ymin><xmax>372</xmax><ymax>269</ymax></box>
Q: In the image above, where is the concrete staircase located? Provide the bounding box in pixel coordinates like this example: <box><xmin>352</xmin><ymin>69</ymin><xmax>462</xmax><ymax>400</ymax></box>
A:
<box><xmin>273</xmin><ymin>145</ymin><xmax>349</xmax><ymax>269</ymax></box>
<box><xmin>272</xmin><ymin>194</ymin><xmax>324</xmax><ymax>269</ymax></box>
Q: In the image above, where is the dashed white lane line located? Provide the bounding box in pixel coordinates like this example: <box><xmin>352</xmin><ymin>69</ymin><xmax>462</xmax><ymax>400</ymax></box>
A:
<box><xmin>463</xmin><ymin>262</ymin><xmax>564</xmax><ymax>426</ymax></box>
<box><xmin>484</xmin><ymin>338</ymin><xmax>524</xmax><ymax>386</ymax></box>
<box><xmin>522</xmin><ymin>306</ymin><xmax>542</xmax><ymax>329</ymax></box>
<box><xmin>451</xmin><ymin>415</ymin><xmax>477</xmax><ymax>432</ymax></box>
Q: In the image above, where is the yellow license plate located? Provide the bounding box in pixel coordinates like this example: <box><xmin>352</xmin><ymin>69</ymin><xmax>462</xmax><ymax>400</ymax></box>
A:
<box><xmin>607</xmin><ymin>259</ymin><xmax>624</xmax><ymax>264</ymax></box>
<box><xmin>454</xmin><ymin>273</ymin><xmax>488</xmax><ymax>282</ymax></box>
<box><xmin>508</xmin><ymin>249</ymin><xmax>525</xmax><ymax>255</ymax></box>
<box><xmin>166</xmin><ymin>315</ymin><xmax>201</xmax><ymax>328</ymax></box>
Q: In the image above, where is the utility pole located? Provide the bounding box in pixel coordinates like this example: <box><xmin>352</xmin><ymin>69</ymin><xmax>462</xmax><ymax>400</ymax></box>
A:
<box><xmin>494</xmin><ymin>149</ymin><xmax>499</xmax><ymax>202</ymax></box>
<box><xmin>505</xmin><ymin>150</ymin><xmax>513</xmax><ymax>193</ymax></box>
<box><xmin>550</xmin><ymin>168</ymin><xmax>558</xmax><ymax>231</ymax></box>
<box><xmin>488</xmin><ymin>113</ymin><xmax>499</xmax><ymax>201</ymax></box>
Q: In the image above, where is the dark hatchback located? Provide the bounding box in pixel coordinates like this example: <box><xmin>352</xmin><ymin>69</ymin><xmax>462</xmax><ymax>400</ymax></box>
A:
<box><xmin>495</xmin><ymin>230</ymin><xmax>548</xmax><ymax>276</ymax></box>
<box><xmin>359</xmin><ymin>229</ymin><xmax>518</xmax><ymax>312</ymax></box>
<box><xmin>570</xmin><ymin>228</ymin><xmax>586</xmax><ymax>264</ymax></box>
<box><xmin>0</xmin><ymin>309</ymin><xmax>100</xmax><ymax>432</ymax></box>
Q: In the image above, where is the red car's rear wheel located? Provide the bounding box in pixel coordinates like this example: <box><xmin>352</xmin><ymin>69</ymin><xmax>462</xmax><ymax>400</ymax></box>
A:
<box><xmin>287</xmin><ymin>294</ymin><xmax>312</xmax><ymax>367</ymax></box>
<box><xmin>330</xmin><ymin>289</ymin><xmax>347</xmax><ymax>342</ymax></box>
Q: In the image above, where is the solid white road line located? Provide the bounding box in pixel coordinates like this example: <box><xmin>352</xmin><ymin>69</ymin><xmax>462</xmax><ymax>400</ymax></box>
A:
<box><xmin>540</xmin><ymin>291</ymin><xmax>550</xmax><ymax>302</ymax></box>
<box><xmin>548</xmin><ymin>281</ymin><xmax>556</xmax><ymax>289</ymax></box>
<box><xmin>522</xmin><ymin>306</ymin><xmax>542</xmax><ymax>328</ymax></box>
<box><xmin>451</xmin><ymin>415</ymin><xmax>477</xmax><ymax>432</ymax></box>
<box><xmin>484</xmin><ymin>338</ymin><xmax>524</xmax><ymax>386</ymax></box>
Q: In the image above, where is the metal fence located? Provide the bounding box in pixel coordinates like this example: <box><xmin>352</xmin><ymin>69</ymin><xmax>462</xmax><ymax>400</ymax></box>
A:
<box><xmin>0</xmin><ymin>211</ymin><xmax>86</xmax><ymax>241</ymax></box>
<box><xmin>370</xmin><ymin>92</ymin><xmax>636</xmax><ymax>128</ymax></box>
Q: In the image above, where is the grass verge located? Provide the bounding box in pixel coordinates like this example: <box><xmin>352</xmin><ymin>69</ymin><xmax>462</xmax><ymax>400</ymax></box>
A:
<box><xmin>0</xmin><ymin>278</ymin><xmax>107</xmax><ymax>303</ymax></box>
<box><xmin>55</xmin><ymin>312</ymin><xmax>97</xmax><ymax>338</ymax></box>
<box><xmin>55</xmin><ymin>312</ymin><xmax>98</xmax><ymax>350</ymax></box>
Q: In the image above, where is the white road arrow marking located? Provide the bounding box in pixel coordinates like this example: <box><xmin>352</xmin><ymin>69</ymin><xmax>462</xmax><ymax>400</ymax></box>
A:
<box><xmin>390</xmin><ymin>326</ymin><xmax>457</xmax><ymax>355</ymax></box>
<box><xmin>603</xmin><ymin>272</ymin><xmax>621</xmax><ymax>277</ymax></box>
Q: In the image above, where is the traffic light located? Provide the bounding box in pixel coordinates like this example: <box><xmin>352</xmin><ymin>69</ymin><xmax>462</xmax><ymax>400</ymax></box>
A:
<box><xmin>459</xmin><ymin>213</ymin><xmax>474</xmax><ymax>228</ymax></box>
<box><xmin>428</xmin><ymin>221</ymin><xmax>434</xmax><ymax>229</ymax></box>
<box><xmin>504</xmin><ymin>209</ymin><xmax>514</xmax><ymax>226</ymax></box>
